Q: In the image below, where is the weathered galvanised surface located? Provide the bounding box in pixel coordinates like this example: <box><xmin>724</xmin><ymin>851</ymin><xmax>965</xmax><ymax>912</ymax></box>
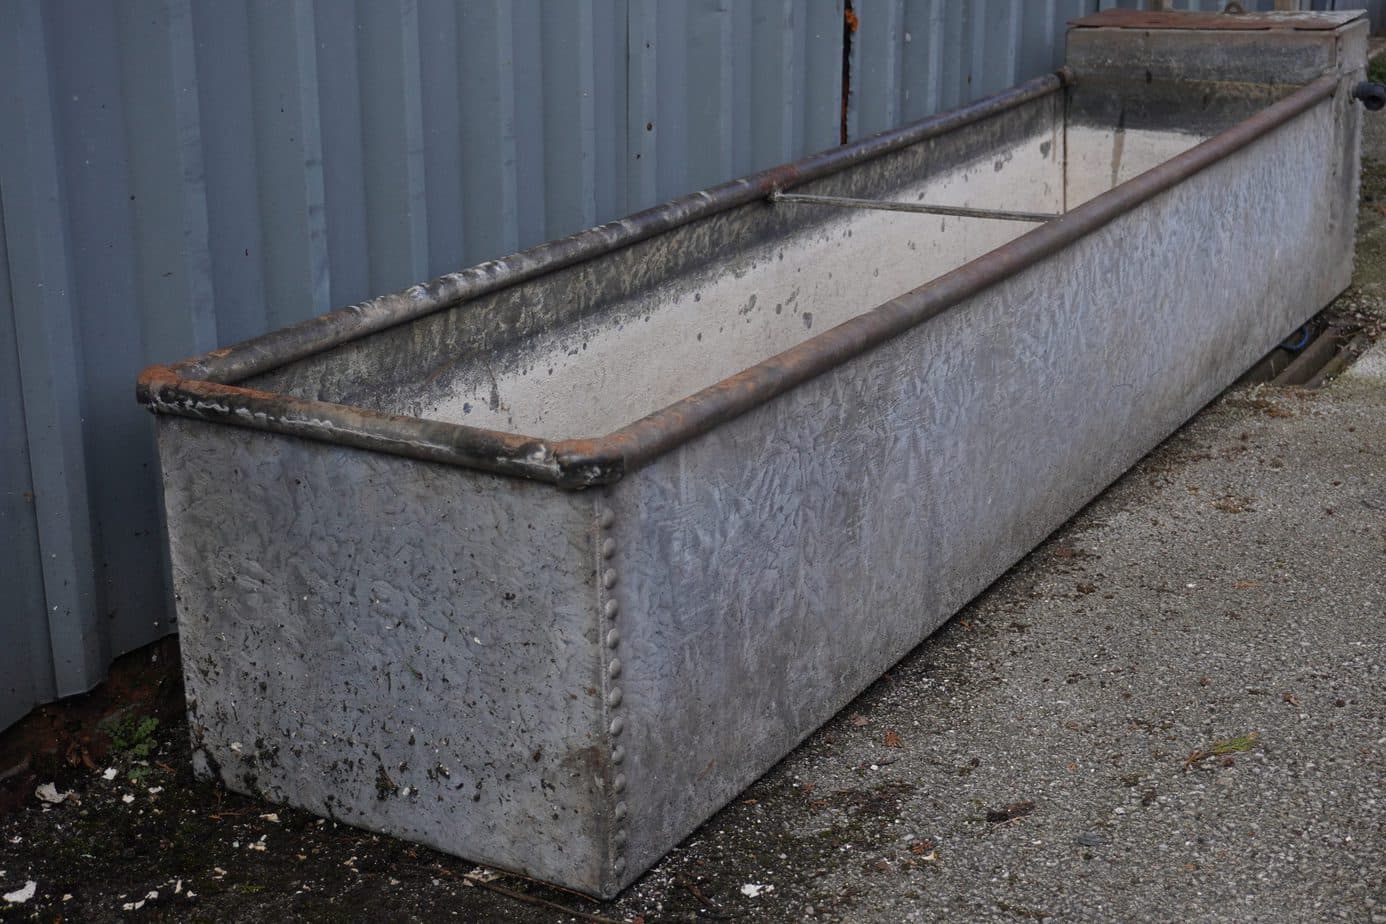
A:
<box><xmin>140</xmin><ymin>12</ymin><xmax>1368</xmax><ymax>897</ymax></box>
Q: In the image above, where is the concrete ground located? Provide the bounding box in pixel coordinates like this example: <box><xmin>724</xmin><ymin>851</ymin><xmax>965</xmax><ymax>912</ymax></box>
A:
<box><xmin>4</xmin><ymin>93</ymin><xmax>1386</xmax><ymax>924</ymax></box>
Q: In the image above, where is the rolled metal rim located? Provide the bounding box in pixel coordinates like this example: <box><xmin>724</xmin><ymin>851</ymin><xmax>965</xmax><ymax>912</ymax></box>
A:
<box><xmin>137</xmin><ymin>71</ymin><xmax>1340</xmax><ymax>490</ymax></box>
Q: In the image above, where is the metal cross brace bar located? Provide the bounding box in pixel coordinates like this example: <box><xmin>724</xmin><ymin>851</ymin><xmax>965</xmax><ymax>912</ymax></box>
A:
<box><xmin>768</xmin><ymin>189</ymin><xmax>1059</xmax><ymax>223</ymax></box>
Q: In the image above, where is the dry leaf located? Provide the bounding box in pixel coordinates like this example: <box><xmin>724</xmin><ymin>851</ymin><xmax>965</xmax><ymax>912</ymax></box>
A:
<box><xmin>986</xmin><ymin>800</ymin><xmax>1036</xmax><ymax>824</ymax></box>
<box><xmin>884</xmin><ymin>729</ymin><xmax>902</xmax><ymax>748</ymax></box>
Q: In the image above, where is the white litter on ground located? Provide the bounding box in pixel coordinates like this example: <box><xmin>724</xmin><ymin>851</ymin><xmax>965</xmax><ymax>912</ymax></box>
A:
<box><xmin>35</xmin><ymin>783</ymin><xmax>70</xmax><ymax>805</ymax></box>
<box><xmin>121</xmin><ymin>889</ymin><xmax>159</xmax><ymax>912</ymax></box>
<box><xmin>101</xmin><ymin>768</ymin><xmax>118</xmax><ymax>781</ymax></box>
<box><xmin>4</xmin><ymin>882</ymin><xmax>37</xmax><ymax>905</ymax></box>
<box><xmin>740</xmin><ymin>883</ymin><xmax>775</xmax><ymax>898</ymax></box>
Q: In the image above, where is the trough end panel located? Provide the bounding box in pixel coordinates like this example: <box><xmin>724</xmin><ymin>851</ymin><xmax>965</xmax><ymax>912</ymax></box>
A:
<box><xmin>1064</xmin><ymin>14</ymin><xmax>1369</xmax><ymax>181</ymax></box>
<box><xmin>601</xmin><ymin>95</ymin><xmax>1348</xmax><ymax>888</ymax></box>
<box><xmin>154</xmin><ymin>416</ymin><xmax>610</xmax><ymax>894</ymax></box>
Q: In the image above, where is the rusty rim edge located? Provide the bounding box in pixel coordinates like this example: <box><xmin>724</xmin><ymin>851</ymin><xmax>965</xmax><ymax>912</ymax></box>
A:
<box><xmin>135</xmin><ymin>365</ymin><xmax>574</xmax><ymax>485</ymax></box>
<box><xmin>568</xmin><ymin>73</ymin><xmax>1341</xmax><ymax>478</ymax></box>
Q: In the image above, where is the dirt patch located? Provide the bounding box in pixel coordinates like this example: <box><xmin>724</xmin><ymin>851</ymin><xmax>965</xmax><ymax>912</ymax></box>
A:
<box><xmin>0</xmin><ymin>716</ymin><xmax>622</xmax><ymax>922</ymax></box>
<box><xmin>0</xmin><ymin>638</ymin><xmax>182</xmax><ymax>818</ymax></box>
<box><xmin>0</xmin><ymin>719</ymin><xmax>931</xmax><ymax>922</ymax></box>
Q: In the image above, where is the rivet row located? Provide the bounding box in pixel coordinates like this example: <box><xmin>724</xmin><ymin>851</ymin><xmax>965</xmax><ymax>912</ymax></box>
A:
<box><xmin>599</xmin><ymin>503</ymin><xmax>627</xmax><ymax>884</ymax></box>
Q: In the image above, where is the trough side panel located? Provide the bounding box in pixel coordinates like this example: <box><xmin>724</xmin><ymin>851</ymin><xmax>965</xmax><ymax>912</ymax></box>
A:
<box><xmin>605</xmin><ymin>96</ymin><xmax>1350</xmax><ymax>887</ymax></box>
<box><xmin>156</xmin><ymin>418</ymin><xmax>608</xmax><ymax>893</ymax></box>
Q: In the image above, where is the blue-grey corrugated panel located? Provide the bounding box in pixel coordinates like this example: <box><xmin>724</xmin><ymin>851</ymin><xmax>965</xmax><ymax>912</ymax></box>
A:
<box><xmin>0</xmin><ymin>0</ymin><xmax>109</xmax><ymax>719</ymax></box>
<box><xmin>847</xmin><ymin>0</ymin><xmax>1095</xmax><ymax>140</ymax></box>
<box><xmin>0</xmin><ymin>195</ymin><xmax>57</xmax><ymax>732</ymax></box>
<box><xmin>4</xmin><ymin>0</ymin><xmax>1373</xmax><ymax>732</ymax></box>
<box><xmin>1323</xmin><ymin>1</ymin><xmax>1386</xmax><ymax>31</ymax></box>
<box><xmin>626</xmin><ymin>0</ymin><xmax>843</xmax><ymax>209</ymax></box>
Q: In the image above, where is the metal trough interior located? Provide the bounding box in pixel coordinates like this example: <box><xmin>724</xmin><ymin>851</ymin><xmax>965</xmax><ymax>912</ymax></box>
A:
<box><xmin>237</xmin><ymin>84</ymin><xmax>1217</xmax><ymax>442</ymax></box>
<box><xmin>139</xmin><ymin>10</ymin><xmax>1368</xmax><ymax>899</ymax></box>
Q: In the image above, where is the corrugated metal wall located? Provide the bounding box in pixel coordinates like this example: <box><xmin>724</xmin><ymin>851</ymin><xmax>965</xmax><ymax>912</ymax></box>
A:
<box><xmin>847</xmin><ymin>0</ymin><xmax>1089</xmax><ymax>139</ymax></box>
<box><xmin>1</xmin><ymin>0</ymin><xmax>1379</xmax><ymax>731</ymax></box>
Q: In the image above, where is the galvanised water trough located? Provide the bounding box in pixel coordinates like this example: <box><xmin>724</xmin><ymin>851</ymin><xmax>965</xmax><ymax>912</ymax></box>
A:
<box><xmin>140</xmin><ymin>11</ymin><xmax>1372</xmax><ymax>897</ymax></box>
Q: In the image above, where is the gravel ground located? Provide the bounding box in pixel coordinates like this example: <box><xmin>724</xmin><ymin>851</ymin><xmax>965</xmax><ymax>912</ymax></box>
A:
<box><xmin>4</xmin><ymin>98</ymin><xmax>1386</xmax><ymax>924</ymax></box>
